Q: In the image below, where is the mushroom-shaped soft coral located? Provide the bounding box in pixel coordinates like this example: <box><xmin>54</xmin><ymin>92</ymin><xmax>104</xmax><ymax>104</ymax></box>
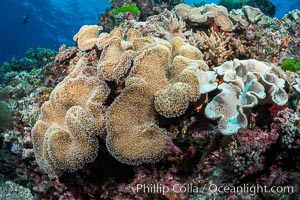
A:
<box><xmin>154</xmin><ymin>38</ymin><xmax>216</xmax><ymax>118</ymax></box>
<box><xmin>154</xmin><ymin>82</ymin><xmax>190</xmax><ymax>118</ymax></box>
<box><xmin>205</xmin><ymin>73</ymin><xmax>265</xmax><ymax>135</ymax></box>
<box><xmin>73</xmin><ymin>25</ymin><xmax>102</xmax><ymax>51</ymax></box>
<box><xmin>215</xmin><ymin>59</ymin><xmax>288</xmax><ymax>106</ymax></box>
<box><xmin>106</xmin><ymin>77</ymin><xmax>170</xmax><ymax>165</ymax></box>
<box><xmin>106</xmin><ymin>44</ymin><xmax>171</xmax><ymax>165</ymax></box>
<box><xmin>45</xmin><ymin>106</ymin><xmax>99</xmax><ymax>174</ymax></box>
<box><xmin>32</xmin><ymin>58</ymin><xmax>110</xmax><ymax>176</ymax></box>
<box><xmin>205</xmin><ymin>83</ymin><xmax>246</xmax><ymax>135</ymax></box>
<box><xmin>154</xmin><ymin>65</ymin><xmax>217</xmax><ymax>118</ymax></box>
<box><xmin>97</xmin><ymin>28</ymin><xmax>141</xmax><ymax>81</ymax></box>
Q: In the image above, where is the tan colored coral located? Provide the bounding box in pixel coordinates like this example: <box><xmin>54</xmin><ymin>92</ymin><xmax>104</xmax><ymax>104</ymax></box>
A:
<box><xmin>171</xmin><ymin>55</ymin><xmax>208</xmax><ymax>79</ymax></box>
<box><xmin>106</xmin><ymin>77</ymin><xmax>170</xmax><ymax>165</ymax></box>
<box><xmin>154</xmin><ymin>82</ymin><xmax>190</xmax><ymax>118</ymax></box>
<box><xmin>178</xmin><ymin>44</ymin><xmax>203</xmax><ymax>60</ymax></box>
<box><xmin>175</xmin><ymin>3</ymin><xmax>192</xmax><ymax>20</ymax></box>
<box><xmin>73</xmin><ymin>25</ymin><xmax>102</xmax><ymax>51</ymax></box>
<box><xmin>32</xmin><ymin>57</ymin><xmax>110</xmax><ymax>175</ymax></box>
<box><xmin>155</xmin><ymin>10</ymin><xmax>186</xmax><ymax>42</ymax></box>
<box><xmin>214</xmin><ymin>13</ymin><xmax>234</xmax><ymax>31</ymax></box>
<box><xmin>106</xmin><ymin>44</ymin><xmax>171</xmax><ymax>165</ymax></box>
<box><xmin>281</xmin><ymin>9</ymin><xmax>300</xmax><ymax>24</ymax></box>
<box><xmin>184</xmin><ymin>3</ymin><xmax>233</xmax><ymax>31</ymax></box>
<box><xmin>188</xmin><ymin>8</ymin><xmax>208</xmax><ymax>24</ymax></box>
<box><xmin>189</xmin><ymin>30</ymin><xmax>232</xmax><ymax>67</ymax></box>
<box><xmin>128</xmin><ymin>44</ymin><xmax>170</xmax><ymax>93</ymax></box>
<box><xmin>178</xmin><ymin>65</ymin><xmax>217</xmax><ymax>100</ymax></box>
<box><xmin>154</xmin><ymin>36</ymin><xmax>216</xmax><ymax>118</ymax></box>
<box><xmin>133</xmin><ymin>37</ymin><xmax>155</xmax><ymax>51</ymax></box>
<box><xmin>97</xmin><ymin>27</ymin><xmax>123</xmax><ymax>49</ymax></box>
<box><xmin>241</xmin><ymin>6</ymin><xmax>265</xmax><ymax>24</ymax></box>
<box><xmin>97</xmin><ymin>28</ymin><xmax>143</xmax><ymax>81</ymax></box>
<box><xmin>229</xmin><ymin>13</ymin><xmax>249</xmax><ymax>29</ymax></box>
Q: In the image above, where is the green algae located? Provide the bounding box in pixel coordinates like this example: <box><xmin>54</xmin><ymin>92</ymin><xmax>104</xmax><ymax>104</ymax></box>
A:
<box><xmin>282</xmin><ymin>59</ymin><xmax>300</xmax><ymax>72</ymax></box>
<box><xmin>113</xmin><ymin>4</ymin><xmax>140</xmax><ymax>15</ymax></box>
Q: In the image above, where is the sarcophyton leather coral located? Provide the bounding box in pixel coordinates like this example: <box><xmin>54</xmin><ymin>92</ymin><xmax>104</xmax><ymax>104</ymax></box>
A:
<box><xmin>154</xmin><ymin>38</ymin><xmax>217</xmax><ymax>118</ymax></box>
<box><xmin>73</xmin><ymin>25</ymin><xmax>103</xmax><ymax>51</ymax></box>
<box><xmin>32</xmin><ymin>14</ymin><xmax>291</xmax><ymax>175</ymax></box>
<box><xmin>106</xmin><ymin>43</ymin><xmax>171</xmax><ymax>165</ymax></box>
<box><xmin>32</xmin><ymin>57</ymin><xmax>110</xmax><ymax>175</ymax></box>
<box><xmin>205</xmin><ymin>59</ymin><xmax>288</xmax><ymax>135</ymax></box>
<box><xmin>32</xmin><ymin>24</ymin><xmax>219</xmax><ymax>174</ymax></box>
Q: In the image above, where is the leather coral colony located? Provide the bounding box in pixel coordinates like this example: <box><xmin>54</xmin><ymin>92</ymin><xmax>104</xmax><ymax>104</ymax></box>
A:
<box><xmin>32</xmin><ymin>4</ymin><xmax>296</xmax><ymax>176</ymax></box>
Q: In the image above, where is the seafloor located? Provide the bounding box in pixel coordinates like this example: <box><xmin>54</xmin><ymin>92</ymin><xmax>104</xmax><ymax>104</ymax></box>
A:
<box><xmin>0</xmin><ymin>1</ymin><xmax>300</xmax><ymax>200</ymax></box>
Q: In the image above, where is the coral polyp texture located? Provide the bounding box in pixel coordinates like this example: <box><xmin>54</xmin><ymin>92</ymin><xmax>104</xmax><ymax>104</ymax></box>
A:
<box><xmin>106</xmin><ymin>43</ymin><xmax>171</xmax><ymax>165</ymax></box>
<box><xmin>32</xmin><ymin>57</ymin><xmax>110</xmax><ymax>175</ymax></box>
<box><xmin>2</xmin><ymin>2</ymin><xmax>299</xmax><ymax>199</ymax></box>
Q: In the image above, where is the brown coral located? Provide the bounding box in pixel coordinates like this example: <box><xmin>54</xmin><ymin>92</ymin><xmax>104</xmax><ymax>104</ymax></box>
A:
<box><xmin>106</xmin><ymin>44</ymin><xmax>171</xmax><ymax>165</ymax></box>
<box><xmin>154</xmin><ymin>38</ymin><xmax>217</xmax><ymax>118</ymax></box>
<box><xmin>188</xmin><ymin>29</ymin><xmax>232</xmax><ymax>68</ymax></box>
<box><xmin>97</xmin><ymin>28</ymin><xmax>141</xmax><ymax>81</ymax></box>
<box><xmin>32</xmin><ymin>57</ymin><xmax>110</xmax><ymax>175</ymax></box>
<box><xmin>106</xmin><ymin>78</ymin><xmax>170</xmax><ymax>165</ymax></box>
<box><xmin>73</xmin><ymin>25</ymin><xmax>102</xmax><ymax>51</ymax></box>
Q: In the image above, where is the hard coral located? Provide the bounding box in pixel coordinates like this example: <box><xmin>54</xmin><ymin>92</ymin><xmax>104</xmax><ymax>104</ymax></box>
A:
<box><xmin>32</xmin><ymin>57</ymin><xmax>110</xmax><ymax>175</ymax></box>
<box><xmin>188</xmin><ymin>29</ymin><xmax>232</xmax><ymax>67</ymax></box>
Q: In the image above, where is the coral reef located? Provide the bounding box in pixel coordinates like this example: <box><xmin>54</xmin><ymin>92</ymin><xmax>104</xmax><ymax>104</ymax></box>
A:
<box><xmin>0</xmin><ymin>48</ymin><xmax>56</xmax><ymax>80</ymax></box>
<box><xmin>0</xmin><ymin>101</ymin><xmax>12</xmax><ymax>132</ymax></box>
<box><xmin>0</xmin><ymin>181</ymin><xmax>33</xmax><ymax>200</ymax></box>
<box><xmin>175</xmin><ymin>3</ymin><xmax>234</xmax><ymax>31</ymax></box>
<box><xmin>1</xmin><ymin>3</ymin><xmax>300</xmax><ymax>200</ymax></box>
<box><xmin>219</xmin><ymin>0</ymin><xmax>276</xmax><ymax>17</ymax></box>
<box><xmin>99</xmin><ymin>0</ymin><xmax>183</xmax><ymax>32</ymax></box>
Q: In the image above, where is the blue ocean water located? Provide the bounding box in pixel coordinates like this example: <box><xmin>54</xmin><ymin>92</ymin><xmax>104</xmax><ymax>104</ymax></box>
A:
<box><xmin>0</xmin><ymin>0</ymin><xmax>299</xmax><ymax>64</ymax></box>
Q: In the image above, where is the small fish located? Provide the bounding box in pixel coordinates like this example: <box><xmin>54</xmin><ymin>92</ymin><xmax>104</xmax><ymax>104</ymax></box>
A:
<box><xmin>22</xmin><ymin>15</ymin><xmax>30</xmax><ymax>24</ymax></box>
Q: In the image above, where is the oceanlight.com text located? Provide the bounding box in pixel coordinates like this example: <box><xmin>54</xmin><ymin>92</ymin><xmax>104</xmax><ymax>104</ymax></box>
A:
<box><xmin>131</xmin><ymin>183</ymin><xmax>294</xmax><ymax>196</ymax></box>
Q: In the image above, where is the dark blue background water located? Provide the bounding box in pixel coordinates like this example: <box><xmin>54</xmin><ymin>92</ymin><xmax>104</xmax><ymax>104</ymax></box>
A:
<box><xmin>0</xmin><ymin>0</ymin><xmax>299</xmax><ymax>64</ymax></box>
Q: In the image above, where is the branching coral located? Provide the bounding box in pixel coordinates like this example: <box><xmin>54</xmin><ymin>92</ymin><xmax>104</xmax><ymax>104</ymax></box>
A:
<box><xmin>154</xmin><ymin>10</ymin><xmax>186</xmax><ymax>42</ymax></box>
<box><xmin>188</xmin><ymin>30</ymin><xmax>232</xmax><ymax>67</ymax></box>
<box><xmin>32</xmin><ymin>57</ymin><xmax>110</xmax><ymax>175</ymax></box>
